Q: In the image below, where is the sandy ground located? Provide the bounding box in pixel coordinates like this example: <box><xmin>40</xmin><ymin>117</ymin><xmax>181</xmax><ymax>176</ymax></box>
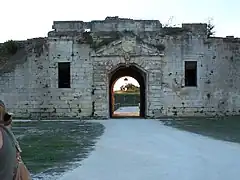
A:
<box><xmin>113</xmin><ymin>106</ymin><xmax>139</xmax><ymax>117</ymax></box>
<box><xmin>58</xmin><ymin>118</ymin><xmax>240</xmax><ymax>180</ymax></box>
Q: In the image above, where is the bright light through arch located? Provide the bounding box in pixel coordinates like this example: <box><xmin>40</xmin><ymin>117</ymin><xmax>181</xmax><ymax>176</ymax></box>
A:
<box><xmin>113</xmin><ymin>76</ymin><xmax>140</xmax><ymax>91</ymax></box>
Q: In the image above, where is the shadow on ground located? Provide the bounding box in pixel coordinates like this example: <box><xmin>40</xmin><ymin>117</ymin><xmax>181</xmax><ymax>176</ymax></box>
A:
<box><xmin>12</xmin><ymin>120</ymin><xmax>105</xmax><ymax>180</ymax></box>
<box><xmin>161</xmin><ymin>116</ymin><xmax>240</xmax><ymax>144</ymax></box>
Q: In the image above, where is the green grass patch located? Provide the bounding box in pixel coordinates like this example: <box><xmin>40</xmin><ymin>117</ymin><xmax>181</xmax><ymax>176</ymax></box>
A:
<box><xmin>11</xmin><ymin>120</ymin><xmax>105</xmax><ymax>177</ymax></box>
<box><xmin>161</xmin><ymin>116</ymin><xmax>240</xmax><ymax>143</ymax></box>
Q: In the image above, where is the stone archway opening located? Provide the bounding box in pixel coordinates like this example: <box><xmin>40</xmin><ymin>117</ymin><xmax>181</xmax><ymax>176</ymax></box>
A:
<box><xmin>112</xmin><ymin>76</ymin><xmax>140</xmax><ymax>117</ymax></box>
<box><xmin>109</xmin><ymin>65</ymin><xmax>146</xmax><ymax>118</ymax></box>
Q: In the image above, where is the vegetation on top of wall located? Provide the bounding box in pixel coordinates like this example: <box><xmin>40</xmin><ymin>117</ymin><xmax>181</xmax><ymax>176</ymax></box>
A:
<box><xmin>207</xmin><ymin>22</ymin><xmax>215</xmax><ymax>38</ymax></box>
<box><xmin>205</xmin><ymin>18</ymin><xmax>215</xmax><ymax>38</ymax></box>
<box><xmin>0</xmin><ymin>38</ymin><xmax>47</xmax><ymax>74</ymax></box>
<box><xmin>161</xmin><ymin>16</ymin><xmax>189</xmax><ymax>36</ymax></box>
<box><xmin>0</xmin><ymin>40</ymin><xmax>19</xmax><ymax>56</ymax></box>
<box><xmin>0</xmin><ymin>40</ymin><xmax>20</xmax><ymax>70</ymax></box>
<box><xmin>161</xmin><ymin>27</ymin><xmax>188</xmax><ymax>36</ymax></box>
<box><xmin>79</xmin><ymin>32</ymin><xmax>93</xmax><ymax>44</ymax></box>
<box><xmin>0</xmin><ymin>40</ymin><xmax>26</xmax><ymax>74</ymax></box>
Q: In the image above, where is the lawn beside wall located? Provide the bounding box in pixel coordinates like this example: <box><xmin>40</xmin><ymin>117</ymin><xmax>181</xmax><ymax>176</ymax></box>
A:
<box><xmin>161</xmin><ymin>116</ymin><xmax>240</xmax><ymax>144</ymax></box>
<box><xmin>12</xmin><ymin>120</ymin><xmax>105</xmax><ymax>179</ymax></box>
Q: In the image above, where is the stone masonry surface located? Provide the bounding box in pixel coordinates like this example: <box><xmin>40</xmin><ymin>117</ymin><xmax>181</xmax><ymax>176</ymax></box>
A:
<box><xmin>0</xmin><ymin>16</ymin><xmax>240</xmax><ymax>119</ymax></box>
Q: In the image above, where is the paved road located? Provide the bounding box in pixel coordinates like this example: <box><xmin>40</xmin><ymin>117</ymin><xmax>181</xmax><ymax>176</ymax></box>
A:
<box><xmin>59</xmin><ymin>119</ymin><xmax>240</xmax><ymax>180</ymax></box>
<box><xmin>113</xmin><ymin>106</ymin><xmax>139</xmax><ymax>117</ymax></box>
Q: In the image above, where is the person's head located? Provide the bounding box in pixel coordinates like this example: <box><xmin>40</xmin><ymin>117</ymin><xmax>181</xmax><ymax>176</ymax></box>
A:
<box><xmin>0</xmin><ymin>101</ymin><xmax>12</xmax><ymax>127</ymax></box>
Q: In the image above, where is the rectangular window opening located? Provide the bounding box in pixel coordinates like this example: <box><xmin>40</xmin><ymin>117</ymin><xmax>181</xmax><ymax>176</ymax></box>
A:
<box><xmin>185</xmin><ymin>61</ymin><xmax>197</xmax><ymax>87</ymax></box>
<box><xmin>58</xmin><ymin>62</ymin><xmax>71</xmax><ymax>88</ymax></box>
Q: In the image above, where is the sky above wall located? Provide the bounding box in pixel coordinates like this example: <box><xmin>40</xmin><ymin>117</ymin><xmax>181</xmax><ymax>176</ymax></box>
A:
<box><xmin>0</xmin><ymin>0</ymin><xmax>240</xmax><ymax>42</ymax></box>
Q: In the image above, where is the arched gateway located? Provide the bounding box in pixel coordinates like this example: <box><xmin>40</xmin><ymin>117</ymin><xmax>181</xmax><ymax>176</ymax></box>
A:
<box><xmin>109</xmin><ymin>64</ymin><xmax>146</xmax><ymax>118</ymax></box>
<box><xmin>91</xmin><ymin>35</ymin><xmax>164</xmax><ymax>119</ymax></box>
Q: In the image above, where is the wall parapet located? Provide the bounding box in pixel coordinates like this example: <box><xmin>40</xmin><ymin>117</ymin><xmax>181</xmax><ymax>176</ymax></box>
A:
<box><xmin>50</xmin><ymin>17</ymin><xmax>211</xmax><ymax>38</ymax></box>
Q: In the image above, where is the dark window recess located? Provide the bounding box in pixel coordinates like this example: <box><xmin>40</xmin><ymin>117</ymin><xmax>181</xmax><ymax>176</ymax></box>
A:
<box><xmin>185</xmin><ymin>61</ymin><xmax>197</xmax><ymax>87</ymax></box>
<box><xmin>58</xmin><ymin>62</ymin><xmax>71</xmax><ymax>88</ymax></box>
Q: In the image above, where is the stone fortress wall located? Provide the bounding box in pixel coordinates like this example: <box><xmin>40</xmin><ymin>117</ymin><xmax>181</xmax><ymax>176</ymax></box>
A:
<box><xmin>0</xmin><ymin>16</ymin><xmax>239</xmax><ymax>119</ymax></box>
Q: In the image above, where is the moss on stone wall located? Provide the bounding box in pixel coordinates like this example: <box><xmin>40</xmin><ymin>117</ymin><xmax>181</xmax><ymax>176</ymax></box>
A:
<box><xmin>0</xmin><ymin>38</ymin><xmax>47</xmax><ymax>74</ymax></box>
<box><xmin>1</xmin><ymin>40</ymin><xmax>19</xmax><ymax>55</ymax></box>
<box><xmin>161</xmin><ymin>27</ymin><xmax>189</xmax><ymax>36</ymax></box>
<box><xmin>0</xmin><ymin>40</ymin><xmax>21</xmax><ymax>69</ymax></box>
